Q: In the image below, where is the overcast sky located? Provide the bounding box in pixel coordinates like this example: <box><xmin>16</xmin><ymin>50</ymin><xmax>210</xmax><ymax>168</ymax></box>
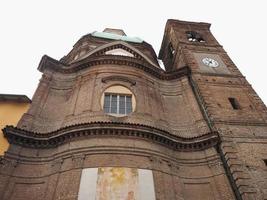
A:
<box><xmin>1</xmin><ymin>0</ymin><xmax>267</xmax><ymax>105</ymax></box>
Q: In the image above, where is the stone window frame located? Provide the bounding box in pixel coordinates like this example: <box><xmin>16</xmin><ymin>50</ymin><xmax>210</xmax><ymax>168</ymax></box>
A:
<box><xmin>101</xmin><ymin>85</ymin><xmax>136</xmax><ymax>117</ymax></box>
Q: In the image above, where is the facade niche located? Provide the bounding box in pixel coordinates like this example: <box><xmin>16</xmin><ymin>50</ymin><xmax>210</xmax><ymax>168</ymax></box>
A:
<box><xmin>228</xmin><ymin>97</ymin><xmax>241</xmax><ymax>110</ymax></box>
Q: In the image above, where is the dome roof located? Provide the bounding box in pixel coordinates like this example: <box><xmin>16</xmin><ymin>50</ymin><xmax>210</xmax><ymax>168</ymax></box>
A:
<box><xmin>91</xmin><ymin>28</ymin><xmax>143</xmax><ymax>43</ymax></box>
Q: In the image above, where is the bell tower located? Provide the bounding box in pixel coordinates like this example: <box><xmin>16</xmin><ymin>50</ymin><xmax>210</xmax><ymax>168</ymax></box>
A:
<box><xmin>160</xmin><ymin>19</ymin><xmax>267</xmax><ymax>200</ymax></box>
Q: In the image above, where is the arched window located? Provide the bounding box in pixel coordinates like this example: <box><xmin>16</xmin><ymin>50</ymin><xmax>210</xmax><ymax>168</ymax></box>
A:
<box><xmin>101</xmin><ymin>85</ymin><xmax>136</xmax><ymax>116</ymax></box>
<box><xmin>186</xmin><ymin>31</ymin><xmax>205</xmax><ymax>42</ymax></box>
<box><xmin>168</xmin><ymin>43</ymin><xmax>175</xmax><ymax>59</ymax></box>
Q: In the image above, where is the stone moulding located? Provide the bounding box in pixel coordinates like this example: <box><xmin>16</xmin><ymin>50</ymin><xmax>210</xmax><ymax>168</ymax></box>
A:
<box><xmin>3</xmin><ymin>122</ymin><xmax>218</xmax><ymax>151</ymax></box>
<box><xmin>101</xmin><ymin>76</ymin><xmax>136</xmax><ymax>86</ymax></box>
<box><xmin>38</xmin><ymin>55</ymin><xmax>191</xmax><ymax>80</ymax></box>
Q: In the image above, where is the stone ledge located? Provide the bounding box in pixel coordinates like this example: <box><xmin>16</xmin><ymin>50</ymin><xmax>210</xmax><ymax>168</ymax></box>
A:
<box><xmin>3</xmin><ymin>122</ymin><xmax>218</xmax><ymax>151</ymax></box>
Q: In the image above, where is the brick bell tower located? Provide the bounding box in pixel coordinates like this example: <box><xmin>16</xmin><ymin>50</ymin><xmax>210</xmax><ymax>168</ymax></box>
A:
<box><xmin>0</xmin><ymin>20</ymin><xmax>266</xmax><ymax>200</ymax></box>
<box><xmin>159</xmin><ymin>19</ymin><xmax>267</xmax><ymax>200</ymax></box>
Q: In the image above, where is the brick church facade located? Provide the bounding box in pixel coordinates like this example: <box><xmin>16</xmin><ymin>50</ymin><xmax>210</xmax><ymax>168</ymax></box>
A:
<box><xmin>0</xmin><ymin>19</ymin><xmax>267</xmax><ymax>199</ymax></box>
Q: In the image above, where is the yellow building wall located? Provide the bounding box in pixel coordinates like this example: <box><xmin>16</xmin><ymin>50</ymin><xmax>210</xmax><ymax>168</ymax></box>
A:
<box><xmin>0</xmin><ymin>102</ymin><xmax>30</xmax><ymax>155</ymax></box>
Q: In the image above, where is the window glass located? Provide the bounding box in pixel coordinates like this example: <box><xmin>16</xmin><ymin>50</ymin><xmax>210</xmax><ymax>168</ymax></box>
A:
<box><xmin>103</xmin><ymin>94</ymin><xmax>110</xmax><ymax>113</ymax></box>
<box><xmin>101</xmin><ymin>85</ymin><xmax>136</xmax><ymax>116</ymax></box>
<box><xmin>104</xmin><ymin>93</ymin><xmax>132</xmax><ymax>115</ymax></box>
<box><xmin>119</xmin><ymin>95</ymin><xmax>126</xmax><ymax>114</ymax></box>
<box><xmin>110</xmin><ymin>94</ymin><xmax>117</xmax><ymax>113</ymax></box>
<box><xmin>126</xmin><ymin>96</ymin><xmax>132</xmax><ymax>114</ymax></box>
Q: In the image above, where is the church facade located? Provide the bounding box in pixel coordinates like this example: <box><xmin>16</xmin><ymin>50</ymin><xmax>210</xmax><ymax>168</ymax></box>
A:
<box><xmin>0</xmin><ymin>19</ymin><xmax>267</xmax><ymax>200</ymax></box>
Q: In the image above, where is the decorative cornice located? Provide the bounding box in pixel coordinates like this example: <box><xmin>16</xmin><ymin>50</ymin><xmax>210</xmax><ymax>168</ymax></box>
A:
<box><xmin>193</xmin><ymin>71</ymin><xmax>244</xmax><ymax>78</ymax></box>
<box><xmin>102</xmin><ymin>76</ymin><xmax>136</xmax><ymax>86</ymax></box>
<box><xmin>38</xmin><ymin>55</ymin><xmax>191</xmax><ymax>80</ymax></box>
<box><xmin>3</xmin><ymin>122</ymin><xmax>219</xmax><ymax>151</ymax></box>
<box><xmin>213</xmin><ymin>119</ymin><xmax>267</xmax><ymax>127</ymax></box>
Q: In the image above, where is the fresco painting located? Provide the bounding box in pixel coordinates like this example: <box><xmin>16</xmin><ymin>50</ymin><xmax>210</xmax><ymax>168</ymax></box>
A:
<box><xmin>96</xmin><ymin>167</ymin><xmax>139</xmax><ymax>200</ymax></box>
<box><xmin>78</xmin><ymin>167</ymin><xmax>156</xmax><ymax>200</ymax></box>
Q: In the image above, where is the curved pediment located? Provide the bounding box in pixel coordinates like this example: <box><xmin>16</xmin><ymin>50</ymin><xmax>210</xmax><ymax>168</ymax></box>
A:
<box><xmin>75</xmin><ymin>41</ymin><xmax>160</xmax><ymax>69</ymax></box>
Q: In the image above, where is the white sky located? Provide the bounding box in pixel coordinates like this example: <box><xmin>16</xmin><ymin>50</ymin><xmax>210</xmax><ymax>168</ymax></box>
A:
<box><xmin>1</xmin><ymin>0</ymin><xmax>267</xmax><ymax>105</ymax></box>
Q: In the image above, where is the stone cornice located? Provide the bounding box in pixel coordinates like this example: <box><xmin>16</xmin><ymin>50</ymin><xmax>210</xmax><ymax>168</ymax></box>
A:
<box><xmin>101</xmin><ymin>76</ymin><xmax>136</xmax><ymax>86</ymax></box>
<box><xmin>213</xmin><ymin>119</ymin><xmax>267</xmax><ymax>126</ymax></box>
<box><xmin>3</xmin><ymin>122</ymin><xmax>219</xmax><ymax>151</ymax></box>
<box><xmin>38</xmin><ymin>54</ymin><xmax>191</xmax><ymax>80</ymax></box>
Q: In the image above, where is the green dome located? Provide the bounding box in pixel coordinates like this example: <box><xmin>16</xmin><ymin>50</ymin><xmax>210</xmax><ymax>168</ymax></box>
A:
<box><xmin>91</xmin><ymin>31</ymin><xmax>143</xmax><ymax>43</ymax></box>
